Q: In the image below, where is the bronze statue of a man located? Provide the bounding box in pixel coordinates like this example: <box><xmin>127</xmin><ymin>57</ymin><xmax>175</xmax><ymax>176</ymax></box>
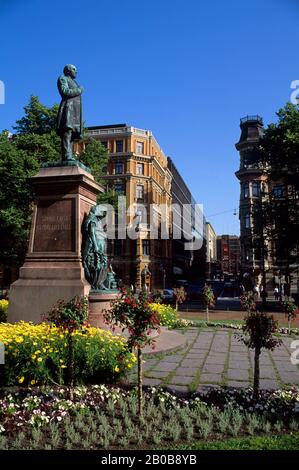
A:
<box><xmin>57</xmin><ymin>64</ymin><xmax>84</xmax><ymax>162</ymax></box>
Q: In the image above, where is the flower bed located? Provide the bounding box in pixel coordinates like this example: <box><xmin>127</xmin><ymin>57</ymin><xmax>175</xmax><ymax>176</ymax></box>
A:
<box><xmin>149</xmin><ymin>303</ymin><xmax>178</xmax><ymax>327</ymax></box>
<box><xmin>0</xmin><ymin>385</ymin><xmax>298</xmax><ymax>449</ymax></box>
<box><xmin>0</xmin><ymin>322</ymin><xmax>136</xmax><ymax>386</ymax></box>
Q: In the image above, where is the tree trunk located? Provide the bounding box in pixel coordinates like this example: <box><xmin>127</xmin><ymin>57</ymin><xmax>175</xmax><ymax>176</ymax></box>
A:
<box><xmin>176</xmin><ymin>300</ymin><xmax>178</xmax><ymax>311</ymax></box>
<box><xmin>67</xmin><ymin>331</ymin><xmax>74</xmax><ymax>400</ymax></box>
<box><xmin>137</xmin><ymin>346</ymin><xmax>143</xmax><ymax>416</ymax></box>
<box><xmin>288</xmin><ymin>317</ymin><xmax>291</xmax><ymax>335</ymax></box>
<box><xmin>253</xmin><ymin>346</ymin><xmax>261</xmax><ymax>399</ymax></box>
<box><xmin>206</xmin><ymin>305</ymin><xmax>209</xmax><ymax>322</ymax></box>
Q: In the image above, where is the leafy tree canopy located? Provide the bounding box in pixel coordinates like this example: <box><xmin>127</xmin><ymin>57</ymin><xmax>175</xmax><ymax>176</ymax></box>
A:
<box><xmin>0</xmin><ymin>96</ymin><xmax>110</xmax><ymax>267</ymax></box>
<box><xmin>260</xmin><ymin>102</ymin><xmax>299</xmax><ymax>187</ymax></box>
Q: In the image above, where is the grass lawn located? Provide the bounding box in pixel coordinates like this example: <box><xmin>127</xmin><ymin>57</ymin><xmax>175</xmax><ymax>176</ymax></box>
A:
<box><xmin>163</xmin><ymin>433</ymin><xmax>299</xmax><ymax>450</ymax></box>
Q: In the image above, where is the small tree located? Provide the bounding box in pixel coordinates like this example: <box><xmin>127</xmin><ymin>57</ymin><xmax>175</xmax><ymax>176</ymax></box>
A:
<box><xmin>282</xmin><ymin>299</ymin><xmax>297</xmax><ymax>335</ymax></box>
<box><xmin>45</xmin><ymin>296</ymin><xmax>89</xmax><ymax>399</ymax></box>
<box><xmin>240</xmin><ymin>292</ymin><xmax>256</xmax><ymax>314</ymax></box>
<box><xmin>104</xmin><ymin>289</ymin><xmax>160</xmax><ymax>416</ymax></box>
<box><xmin>203</xmin><ymin>283</ymin><xmax>215</xmax><ymax>321</ymax></box>
<box><xmin>173</xmin><ymin>286</ymin><xmax>186</xmax><ymax>311</ymax></box>
<box><xmin>239</xmin><ymin>308</ymin><xmax>281</xmax><ymax>398</ymax></box>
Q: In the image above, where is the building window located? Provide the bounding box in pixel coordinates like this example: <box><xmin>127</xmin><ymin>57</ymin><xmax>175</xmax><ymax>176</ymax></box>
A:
<box><xmin>114</xmin><ymin>240</ymin><xmax>122</xmax><ymax>256</ymax></box>
<box><xmin>137</xmin><ymin>163</ymin><xmax>144</xmax><ymax>175</ymax></box>
<box><xmin>116</xmin><ymin>140</ymin><xmax>123</xmax><ymax>153</ymax></box>
<box><xmin>142</xmin><ymin>239</ymin><xmax>150</xmax><ymax>255</ymax></box>
<box><xmin>136</xmin><ymin>141</ymin><xmax>144</xmax><ymax>154</ymax></box>
<box><xmin>272</xmin><ymin>185</ymin><xmax>284</xmax><ymax>198</ymax></box>
<box><xmin>242</xmin><ymin>182</ymin><xmax>249</xmax><ymax>198</ymax></box>
<box><xmin>102</xmin><ymin>165</ymin><xmax>107</xmax><ymax>175</ymax></box>
<box><xmin>136</xmin><ymin>184</ymin><xmax>144</xmax><ymax>200</ymax></box>
<box><xmin>114</xmin><ymin>183</ymin><xmax>125</xmax><ymax>194</ymax></box>
<box><xmin>244</xmin><ymin>211</ymin><xmax>250</xmax><ymax>229</ymax></box>
<box><xmin>115</xmin><ymin>162</ymin><xmax>123</xmax><ymax>174</ymax></box>
<box><xmin>252</xmin><ymin>181</ymin><xmax>260</xmax><ymax>197</ymax></box>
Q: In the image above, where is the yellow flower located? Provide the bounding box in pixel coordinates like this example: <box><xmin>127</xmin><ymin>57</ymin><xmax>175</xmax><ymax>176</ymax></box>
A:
<box><xmin>37</xmin><ymin>357</ymin><xmax>42</xmax><ymax>362</ymax></box>
<box><xmin>30</xmin><ymin>379</ymin><xmax>36</xmax><ymax>385</ymax></box>
<box><xmin>18</xmin><ymin>376</ymin><xmax>25</xmax><ymax>384</ymax></box>
<box><xmin>60</xmin><ymin>364</ymin><xmax>67</xmax><ymax>369</ymax></box>
<box><xmin>127</xmin><ymin>364</ymin><xmax>132</xmax><ymax>369</ymax></box>
<box><xmin>114</xmin><ymin>366</ymin><xmax>120</xmax><ymax>373</ymax></box>
<box><xmin>31</xmin><ymin>355</ymin><xmax>36</xmax><ymax>360</ymax></box>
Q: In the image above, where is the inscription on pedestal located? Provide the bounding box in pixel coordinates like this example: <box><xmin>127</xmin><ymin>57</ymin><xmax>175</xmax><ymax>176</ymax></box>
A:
<box><xmin>33</xmin><ymin>199</ymin><xmax>75</xmax><ymax>252</ymax></box>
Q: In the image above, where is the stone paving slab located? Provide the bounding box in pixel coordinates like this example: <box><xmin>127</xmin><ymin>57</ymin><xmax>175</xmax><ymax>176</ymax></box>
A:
<box><xmin>126</xmin><ymin>327</ymin><xmax>299</xmax><ymax>393</ymax></box>
<box><xmin>145</xmin><ymin>371</ymin><xmax>169</xmax><ymax>379</ymax></box>
<box><xmin>169</xmin><ymin>375</ymin><xmax>194</xmax><ymax>385</ymax></box>
<box><xmin>199</xmin><ymin>373</ymin><xmax>223</xmax><ymax>383</ymax></box>
<box><xmin>227</xmin><ymin>381</ymin><xmax>250</xmax><ymax>388</ymax></box>
<box><xmin>175</xmin><ymin>367</ymin><xmax>198</xmax><ymax>377</ymax></box>
<box><xmin>202</xmin><ymin>364</ymin><xmax>225</xmax><ymax>374</ymax></box>
<box><xmin>151</xmin><ymin>362</ymin><xmax>178</xmax><ymax>372</ymax></box>
<box><xmin>180</xmin><ymin>359</ymin><xmax>203</xmax><ymax>368</ymax></box>
<box><xmin>227</xmin><ymin>369</ymin><xmax>249</xmax><ymax>381</ymax></box>
<box><xmin>259</xmin><ymin>379</ymin><xmax>279</xmax><ymax>389</ymax></box>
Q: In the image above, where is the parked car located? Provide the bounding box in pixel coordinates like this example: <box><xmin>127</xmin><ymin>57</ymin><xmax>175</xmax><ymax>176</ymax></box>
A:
<box><xmin>174</xmin><ymin>280</ymin><xmax>189</xmax><ymax>288</ymax></box>
<box><xmin>161</xmin><ymin>289</ymin><xmax>174</xmax><ymax>303</ymax></box>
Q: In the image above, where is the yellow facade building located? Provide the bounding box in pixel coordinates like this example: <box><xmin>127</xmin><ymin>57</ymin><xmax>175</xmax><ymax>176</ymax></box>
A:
<box><xmin>76</xmin><ymin>124</ymin><xmax>172</xmax><ymax>290</ymax></box>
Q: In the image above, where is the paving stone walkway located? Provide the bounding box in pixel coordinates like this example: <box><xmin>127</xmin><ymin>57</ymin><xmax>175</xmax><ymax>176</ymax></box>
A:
<box><xmin>125</xmin><ymin>328</ymin><xmax>299</xmax><ymax>394</ymax></box>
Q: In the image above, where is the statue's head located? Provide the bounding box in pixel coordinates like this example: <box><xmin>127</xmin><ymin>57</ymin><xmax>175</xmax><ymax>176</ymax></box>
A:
<box><xmin>91</xmin><ymin>204</ymin><xmax>107</xmax><ymax>219</ymax></box>
<box><xmin>63</xmin><ymin>64</ymin><xmax>77</xmax><ymax>79</ymax></box>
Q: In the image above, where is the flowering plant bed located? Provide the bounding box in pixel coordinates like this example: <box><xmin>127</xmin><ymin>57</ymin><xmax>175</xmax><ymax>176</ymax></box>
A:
<box><xmin>0</xmin><ymin>385</ymin><xmax>298</xmax><ymax>449</ymax></box>
<box><xmin>0</xmin><ymin>322</ymin><xmax>135</xmax><ymax>386</ymax></box>
<box><xmin>149</xmin><ymin>303</ymin><xmax>178</xmax><ymax>327</ymax></box>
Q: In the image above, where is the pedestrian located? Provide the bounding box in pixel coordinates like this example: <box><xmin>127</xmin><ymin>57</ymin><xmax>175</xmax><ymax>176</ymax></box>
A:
<box><xmin>274</xmin><ymin>286</ymin><xmax>279</xmax><ymax>301</ymax></box>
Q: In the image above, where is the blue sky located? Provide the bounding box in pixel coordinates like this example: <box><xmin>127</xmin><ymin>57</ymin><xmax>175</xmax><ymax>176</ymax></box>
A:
<box><xmin>0</xmin><ymin>0</ymin><xmax>298</xmax><ymax>235</ymax></box>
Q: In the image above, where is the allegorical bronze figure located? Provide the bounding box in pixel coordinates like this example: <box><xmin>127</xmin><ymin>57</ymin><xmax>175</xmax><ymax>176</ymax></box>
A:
<box><xmin>57</xmin><ymin>64</ymin><xmax>84</xmax><ymax>161</ymax></box>
<box><xmin>83</xmin><ymin>205</ymin><xmax>118</xmax><ymax>291</ymax></box>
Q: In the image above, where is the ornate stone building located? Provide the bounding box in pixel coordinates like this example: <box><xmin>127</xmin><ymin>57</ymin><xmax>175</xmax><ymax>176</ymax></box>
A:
<box><xmin>205</xmin><ymin>222</ymin><xmax>217</xmax><ymax>279</ymax></box>
<box><xmin>75</xmin><ymin>124</ymin><xmax>172</xmax><ymax>290</ymax></box>
<box><xmin>235</xmin><ymin>115</ymin><xmax>298</xmax><ymax>296</ymax></box>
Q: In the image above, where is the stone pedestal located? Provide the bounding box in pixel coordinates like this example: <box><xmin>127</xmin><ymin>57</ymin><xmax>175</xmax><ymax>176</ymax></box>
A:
<box><xmin>8</xmin><ymin>164</ymin><xmax>103</xmax><ymax>323</ymax></box>
<box><xmin>88</xmin><ymin>292</ymin><xmax>120</xmax><ymax>329</ymax></box>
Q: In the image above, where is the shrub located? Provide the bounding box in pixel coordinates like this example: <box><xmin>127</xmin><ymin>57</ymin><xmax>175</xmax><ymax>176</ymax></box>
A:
<box><xmin>239</xmin><ymin>312</ymin><xmax>281</xmax><ymax>397</ymax></box>
<box><xmin>104</xmin><ymin>289</ymin><xmax>160</xmax><ymax>416</ymax></box>
<box><xmin>0</xmin><ymin>322</ymin><xmax>136</xmax><ymax>386</ymax></box>
<box><xmin>0</xmin><ymin>300</ymin><xmax>8</xmax><ymax>323</ymax></box>
<box><xmin>149</xmin><ymin>303</ymin><xmax>178</xmax><ymax>327</ymax></box>
<box><xmin>173</xmin><ymin>287</ymin><xmax>186</xmax><ymax>311</ymax></box>
<box><xmin>281</xmin><ymin>299</ymin><xmax>297</xmax><ymax>334</ymax></box>
<box><xmin>44</xmin><ymin>296</ymin><xmax>89</xmax><ymax>398</ymax></box>
<box><xmin>203</xmin><ymin>284</ymin><xmax>215</xmax><ymax>321</ymax></box>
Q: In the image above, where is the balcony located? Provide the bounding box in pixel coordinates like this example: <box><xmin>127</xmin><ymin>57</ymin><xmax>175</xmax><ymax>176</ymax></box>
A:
<box><xmin>240</xmin><ymin>115</ymin><xmax>263</xmax><ymax>125</ymax></box>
